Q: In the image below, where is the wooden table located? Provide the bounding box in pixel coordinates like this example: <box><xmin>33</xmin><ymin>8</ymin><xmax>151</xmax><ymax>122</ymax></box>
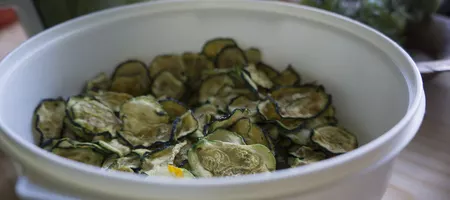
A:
<box><xmin>1</xmin><ymin>20</ymin><xmax>450</xmax><ymax>200</ymax></box>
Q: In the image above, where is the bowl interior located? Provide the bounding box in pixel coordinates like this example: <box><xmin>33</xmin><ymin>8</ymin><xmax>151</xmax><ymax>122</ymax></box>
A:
<box><xmin>0</xmin><ymin>2</ymin><xmax>409</xmax><ymax>154</ymax></box>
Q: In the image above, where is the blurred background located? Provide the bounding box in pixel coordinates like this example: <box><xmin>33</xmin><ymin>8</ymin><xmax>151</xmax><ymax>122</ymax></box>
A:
<box><xmin>0</xmin><ymin>0</ymin><xmax>449</xmax><ymax>60</ymax></box>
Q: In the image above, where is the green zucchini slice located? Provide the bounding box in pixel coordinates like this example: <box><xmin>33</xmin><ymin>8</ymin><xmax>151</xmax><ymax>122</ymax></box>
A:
<box><xmin>97</xmin><ymin>139</ymin><xmax>130</xmax><ymax>157</ymax></box>
<box><xmin>256</xmin><ymin>62</ymin><xmax>279</xmax><ymax>80</ymax></box>
<box><xmin>245</xmin><ymin>48</ymin><xmax>262</xmax><ymax>64</ymax></box>
<box><xmin>287</xmin><ymin>146</ymin><xmax>326</xmax><ymax>167</ymax></box>
<box><xmin>205</xmin><ymin>129</ymin><xmax>246</xmax><ymax>145</ymax></box>
<box><xmin>110</xmin><ymin>75</ymin><xmax>150</xmax><ymax>97</ymax></box>
<box><xmin>148</xmin><ymin>55</ymin><xmax>186</xmax><ymax>82</ymax></box>
<box><xmin>244</xmin><ymin>64</ymin><xmax>274</xmax><ymax>89</ymax></box>
<box><xmin>227</xmin><ymin>96</ymin><xmax>259</xmax><ymax>116</ymax></box>
<box><xmin>66</xmin><ymin>96</ymin><xmax>120</xmax><ymax>138</ymax></box>
<box><xmin>182</xmin><ymin>52</ymin><xmax>214</xmax><ymax>89</ymax></box>
<box><xmin>51</xmin><ymin>139</ymin><xmax>106</xmax><ymax>166</ymax></box>
<box><xmin>311</xmin><ymin>126</ymin><xmax>358</xmax><ymax>154</ymax></box>
<box><xmin>215</xmin><ymin>46</ymin><xmax>248</xmax><ymax>69</ymax></box>
<box><xmin>198</xmin><ymin>74</ymin><xmax>235</xmax><ymax>103</ymax></box>
<box><xmin>273</xmin><ymin>65</ymin><xmax>301</xmax><ymax>86</ymax></box>
<box><xmin>201</xmin><ymin>38</ymin><xmax>237</xmax><ymax>60</ymax></box>
<box><xmin>188</xmin><ymin>140</ymin><xmax>275</xmax><ymax>177</ymax></box>
<box><xmin>270</xmin><ymin>86</ymin><xmax>331</xmax><ymax>119</ymax></box>
<box><xmin>159</xmin><ymin>98</ymin><xmax>188</xmax><ymax>121</ymax></box>
<box><xmin>151</xmin><ymin>71</ymin><xmax>186</xmax><ymax>100</ymax></box>
<box><xmin>172</xmin><ymin>110</ymin><xmax>199</xmax><ymax>140</ymax></box>
<box><xmin>282</xmin><ymin>129</ymin><xmax>312</xmax><ymax>146</ymax></box>
<box><xmin>34</xmin><ymin>98</ymin><xmax>66</xmax><ymax>145</ymax></box>
<box><xmin>207</xmin><ymin>109</ymin><xmax>250</xmax><ymax>133</ymax></box>
<box><xmin>84</xmin><ymin>72</ymin><xmax>111</xmax><ymax>92</ymax></box>
<box><xmin>91</xmin><ymin>91</ymin><xmax>133</xmax><ymax>112</ymax></box>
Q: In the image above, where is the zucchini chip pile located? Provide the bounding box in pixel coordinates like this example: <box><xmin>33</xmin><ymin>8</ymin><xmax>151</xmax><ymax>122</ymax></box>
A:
<box><xmin>33</xmin><ymin>38</ymin><xmax>358</xmax><ymax>178</ymax></box>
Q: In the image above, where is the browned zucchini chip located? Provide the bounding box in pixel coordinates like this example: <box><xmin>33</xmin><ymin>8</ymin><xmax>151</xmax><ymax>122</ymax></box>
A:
<box><xmin>227</xmin><ymin>96</ymin><xmax>259</xmax><ymax>116</ymax></box>
<box><xmin>215</xmin><ymin>46</ymin><xmax>248</xmax><ymax>69</ymax></box>
<box><xmin>202</xmin><ymin>38</ymin><xmax>237</xmax><ymax>60</ymax></box>
<box><xmin>256</xmin><ymin>62</ymin><xmax>279</xmax><ymax>80</ymax></box>
<box><xmin>257</xmin><ymin>99</ymin><xmax>304</xmax><ymax>130</ymax></box>
<box><xmin>110</xmin><ymin>76</ymin><xmax>150</xmax><ymax>97</ymax></box>
<box><xmin>230</xmin><ymin>118</ymin><xmax>271</xmax><ymax>149</ymax></box>
<box><xmin>34</xmin><ymin>98</ymin><xmax>66</xmax><ymax>145</ymax></box>
<box><xmin>148</xmin><ymin>55</ymin><xmax>186</xmax><ymax>82</ymax></box>
<box><xmin>311</xmin><ymin>126</ymin><xmax>358</xmax><ymax>154</ymax></box>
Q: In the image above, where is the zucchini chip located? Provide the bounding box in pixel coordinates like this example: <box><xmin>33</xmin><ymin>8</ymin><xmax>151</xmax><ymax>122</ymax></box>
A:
<box><xmin>241</xmin><ymin>70</ymin><xmax>259</xmax><ymax>93</ymax></box>
<box><xmin>311</xmin><ymin>126</ymin><xmax>358</xmax><ymax>154</ymax></box>
<box><xmin>244</xmin><ymin>64</ymin><xmax>274</xmax><ymax>89</ymax></box>
<box><xmin>198</xmin><ymin>74</ymin><xmax>235</xmax><ymax>103</ymax></box>
<box><xmin>148</xmin><ymin>55</ymin><xmax>186</xmax><ymax>82</ymax></box>
<box><xmin>306</xmin><ymin>106</ymin><xmax>338</xmax><ymax>129</ymax></box>
<box><xmin>257</xmin><ymin>100</ymin><xmax>304</xmax><ymax>131</ymax></box>
<box><xmin>194</xmin><ymin>103</ymin><xmax>218</xmax><ymax>117</ymax></box>
<box><xmin>182</xmin><ymin>52</ymin><xmax>214</xmax><ymax>89</ymax></box>
<box><xmin>102</xmin><ymin>154</ymin><xmax>141</xmax><ymax>173</ymax></box>
<box><xmin>110</xmin><ymin>76</ymin><xmax>150</xmax><ymax>97</ymax></box>
<box><xmin>66</xmin><ymin>96</ymin><xmax>120</xmax><ymax>138</ymax></box>
<box><xmin>245</xmin><ymin>48</ymin><xmax>262</xmax><ymax>64</ymax></box>
<box><xmin>142</xmin><ymin>141</ymin><xmax>187</xmax><ymax>173</ymax></box>
<box><xmin>287</xmin><ymin>146</ymin><xmax>326</xmax><ymax>167</ymax></box>
<box><xmin>230</xmin><ymin>118</ymin><xmax>271</xmax><ymax>149</ymax></box>
<box><xmin>201</xmin><ymin>38</ymin><xmax>237</xmax><ymax>60</ymax></box>
<box><xmin>204</xmin><ymin>129</ymin><xmax>246</xmax><ymax>145</ymax></box>
<box><xmin>110</xmin><ymin>60</ymin><xmax>151</xmax><ymax>96</ymax></box>
<box><xmin>97</xmin><ymin>139</ymin><xmax>131</xmax><ymax>157</ymax></box>
<box><xmin>34</xmin><ymin>98</ymin><xmax>66</xmax><ymax>145</ymax></box>
<box><xmin>159</xmin><ymin>98</ymin><xmax>188</xmax><ymax>121</ymax></box>
<box><xmin>282</xmin><ymin>129</ymin><xmax>312</xmax><ymax>146</ymax></box>
<box><xmin>172</xmin><ymin>110</ymin><xmax>199</xmax><ymax>141</ymax></box>
<box><xmin>256</xmin><ymin>62</ymin><xmax>279</xmax><ymax>80</ymax></box>
<box><xmin>112</xmin><ymin>60</ymin><xmax>149</xmax><ymax>79</ymax></box>
<box><xmin>151</xmin><ymin>71</ymin><xmax>186</xmax><ymax>100</ymax></box>
<box><xmin>273</xmin><ymin>65</ymin><xmax>301</xmax><ymax>86</ymax></box>
<box><xmin>119</xmin><ymin>95</ymin><xmax>171</xmax><ymax>147</ymax></box>
<box><xmin>91</xmin><ymin>91</ymin><xmax>133</xmax><ymax>112</ymax></box>
<box><xmin>227</xmin><ymin>96</ymin><xmax>259</xmax><ymax>116</ymax></box>
<box><xmin>188</xmin><ymin>140</ymin><xmax>275</xmax><ymax>177</ymax></box>
<box><xmin>270</xmin><ymin>86</ymin><xmax>331</xmax><ymax>119</ymax></box>
<box><xmin>207</xmin><ymin>109</ymin><xmax>250</xmax><ymax>133</ymax></box>
<box><xmin>84</xmin><ymin>73</ymin><xmax>111</xmax><ymax>92</ymax></box>
<box><xmin>215</xmin><ymin>46</ymin><xmax>248</xmax><ymax>69</ymax></box>
<box><xmin>51</xmin><ymin>138</ymin><xmax>107</xmax><ymax>166</ymax></box>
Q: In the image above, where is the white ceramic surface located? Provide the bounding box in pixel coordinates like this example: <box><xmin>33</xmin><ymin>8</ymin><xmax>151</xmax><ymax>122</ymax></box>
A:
<box><xmin>0</xmin><ymin>1</ymin><xmax>424</xmax><ymax>200</ymax></box>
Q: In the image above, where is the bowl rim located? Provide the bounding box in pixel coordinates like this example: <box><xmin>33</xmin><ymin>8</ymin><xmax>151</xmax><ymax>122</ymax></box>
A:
<box><xmin>0</xmin><ymin>0</ymin><xmax>423</xmax><ymax>187</ymax></box>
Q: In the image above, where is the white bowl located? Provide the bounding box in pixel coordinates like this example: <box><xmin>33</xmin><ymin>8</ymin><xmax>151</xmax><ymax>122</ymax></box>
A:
<box><xmin>0</xmin><ymin>1</ymin><xmax>425</xmax><ymax>200</ymax></box>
